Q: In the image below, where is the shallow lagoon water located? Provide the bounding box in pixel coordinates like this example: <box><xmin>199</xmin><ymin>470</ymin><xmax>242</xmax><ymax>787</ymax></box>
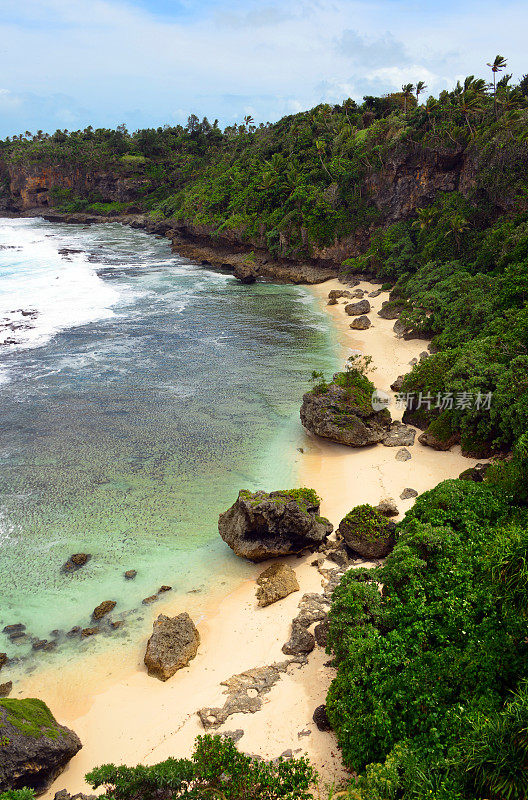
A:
<box><xmin>0</xmin><ymin>218</ymin><xmax>339</xmax><ymax>676</ymax></box>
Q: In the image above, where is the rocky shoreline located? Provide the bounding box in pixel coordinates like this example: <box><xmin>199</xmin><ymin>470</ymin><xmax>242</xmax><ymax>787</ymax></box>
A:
<box><xmin>2</xmin><ymin>209</ymin><xmax>340</xmax><ymax>285</ymax></box>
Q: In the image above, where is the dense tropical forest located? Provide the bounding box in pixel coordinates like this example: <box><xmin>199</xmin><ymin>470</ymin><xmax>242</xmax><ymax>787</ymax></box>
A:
<box><xmin>1</xmin><ymin>57</ymin><xmax>528</xmax><ymax>800</ymax></box>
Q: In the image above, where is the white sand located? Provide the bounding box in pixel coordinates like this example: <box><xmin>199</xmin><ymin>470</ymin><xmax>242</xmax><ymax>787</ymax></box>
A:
<box><xmin>22</xmin><ymin>279</ymin><xmax>484</xmax><ymax>799</ymax></box>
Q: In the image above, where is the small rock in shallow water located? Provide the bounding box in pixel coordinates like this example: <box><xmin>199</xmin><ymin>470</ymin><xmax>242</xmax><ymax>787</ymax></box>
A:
<box><xmin>67</xmin><ymin>627</ymin><xmax>81</xmax><ymax>638</ymax></box>
<box><xmin>62</xmin><ymin>553</ymin><xmax>91</xmax><ymax>573</ymax></box>
<box><xmin>92</xmin><ymin>600</ymin><xmax>116</xmax><ymax>621</ymax></box>
<box><xmin>158</xmin><ymin>585</ymin><xmax>172</xmax><ymax>593</ymax></box>
<box><xmin>3</xmin><ymin>624</ymin><xmax>25</xmax><ymax>635</ymax></box>
<box><xmin>110</xmin><ymin>620</ymin><xmax>124</xmax><ymax>630</ymax></box>
<box><xmin>396</xmin><ymin>448</ymin><xmax>412</xmax><ymax>462</ymax></box>
<box><xmin>81</xmin><ymin>627</ymin><xmax>99</xmax><ymax>637</ymax></box>
<box><xmin>0</xmin><ymin>653</ymin><xmax>7</xmax><ymax>670</ymax></box>
<box><xmin>124</xmin><ymin>570</ymin><xmax>137</xmax><ymax>580</ymax></box>
<box><xmin>142</xmin><ymin>594</ymin><xmax>158</xmax><ymax>605</ymax></box>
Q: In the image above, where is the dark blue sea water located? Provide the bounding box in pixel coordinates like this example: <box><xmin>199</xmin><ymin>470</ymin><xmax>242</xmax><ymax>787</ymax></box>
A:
<box><xmin>0</xmin><ymin>217</ymin><xmax>339</xmax><ymax>677</ymax></box>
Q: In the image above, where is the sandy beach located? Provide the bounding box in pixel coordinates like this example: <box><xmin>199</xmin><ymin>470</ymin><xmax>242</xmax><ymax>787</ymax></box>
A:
<box><xmin>22</xmin><ymin>279</ymin><xmax>486</xmax><ymax>799</ymax></box>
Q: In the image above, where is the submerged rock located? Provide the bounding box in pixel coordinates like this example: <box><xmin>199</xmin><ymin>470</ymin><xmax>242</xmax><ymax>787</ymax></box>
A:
<box><xmin>219</xmin><ymin>489</ymin><xmax>332</xmax><ymax>562</ymax></box>
<box><xmin>92</xmin><ymin>601</ymin><xmax>116</xmax><ymax>621</ymax></box>
<box><xmin>337</xmin><ymin>504</ymin><xmax>396</xmax><ymax>559</ymax></box>
<box><xmin>144</xmin><ymin>613</ymin><xmax>200</xmax><ymax>681</ymax></box>
<box><xmin>0</xmin><ymin>698</ymin><xmax>82</xmax><ymax>793</ymax></box>
<box><xmin>62</xmin><ymin>554</ymin><xmax>91</xmax><ymax>573</ymax></box>
<box><xmin>301</xmin><ymin>381</ymin><xmax>391</xmax><ymax>448</ymax></box>
<box><xmin>256</xmin><ymin>563</ymin><xmax>299</xmax><ymax>607</ymax></box>
<box><xmin>0</xmin><ymin>653</ymin><xmax>7</xmax><ymax>670</ymax></box>
<box><xmin>124</xmin><ymin>569</ymin><xmax>137</xmax><ymax>580</ymax></box>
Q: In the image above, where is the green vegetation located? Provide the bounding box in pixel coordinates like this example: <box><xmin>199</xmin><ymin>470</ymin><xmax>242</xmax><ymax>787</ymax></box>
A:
<box><xmin>326</xmin><ymin>478</ymin><xmax>528</xmax><ymax>799</ymax></box>
<box><xmin>339</xmin><ymin>504</ymin><xmax>391</xmax><ymax>543</ymax></box>
<box><xmin>84</xmin><ymin>734</ymin><xmax>316</xmax><ymax>800</ymax></box>
<box><xmin>0</xmin><ymin>699</ymin><xmax>62</xmax><ymax>740</ymax></box>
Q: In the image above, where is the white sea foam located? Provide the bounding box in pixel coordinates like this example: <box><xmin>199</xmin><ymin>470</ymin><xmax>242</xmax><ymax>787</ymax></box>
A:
<box><xmin>0</xmin><ymin>219</ymin><xmax>122</xmax><ymax>355</ymax></box>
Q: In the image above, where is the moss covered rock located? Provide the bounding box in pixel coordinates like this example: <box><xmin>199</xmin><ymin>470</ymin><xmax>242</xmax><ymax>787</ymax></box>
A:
<box><xmin>0</xmin><ymin>698</ymin><xmax>82</xmax><ymax>793</ymax></box>
<box><xmin>338</xmin><ymin>504</ymin><xmax>396</xmax><ymax>558</ymax></box>
<box><xmin>300</xmin><ymin>370</ymin><xmax>391</xmax><ymax>447</ymax></box>
<box><xmin>219</xmin><ymin>488</ymin><xmax>332</xmax><ymax>562</ymax></box>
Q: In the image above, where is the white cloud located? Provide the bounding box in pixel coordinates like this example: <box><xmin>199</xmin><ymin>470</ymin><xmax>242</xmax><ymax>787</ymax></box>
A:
<box><xmin>0</xmin><ymin>0</ymin><xmax>526</xmax><ymax>136</ymax></box>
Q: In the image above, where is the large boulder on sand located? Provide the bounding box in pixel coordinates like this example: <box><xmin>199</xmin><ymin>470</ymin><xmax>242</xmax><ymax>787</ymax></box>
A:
<box><xmin>0</xmin><ymin>698</ymin><xmax>82</xmax><ymax>793</ymax></box>
<box><xmin>219</xmin><ymin>489</ymin><xmax>332</xmax><ymax>562</ymax></box>
<box><xmin>337</xmin><ymin>504</ymin><xmax>396</xmax><ymax>559</ymax></box>
<box><xmin>345</xmin><ymin>299</ymin><xmax>370</xmax><ymax>316</ymax></box>
<box><xmin>256</xmin><ymin>564</ymin><xmax>299</xmax><ymax>607</ymax></box>
<box><xmin>301</xmin><ymin>379</ymin><xmax>391</xmax><ymax>448</ymax></box>
<box><xmin>144</xmin><ymin>613</ymin><xmax>200</xmax><ymax>681</ymax></box>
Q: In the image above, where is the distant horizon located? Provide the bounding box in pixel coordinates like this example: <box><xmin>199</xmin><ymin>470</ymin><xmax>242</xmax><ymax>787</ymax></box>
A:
<box><xmin>0</xmin><ymin>0</ymin><xmax>527</xmax><ymax>138</ymax></box>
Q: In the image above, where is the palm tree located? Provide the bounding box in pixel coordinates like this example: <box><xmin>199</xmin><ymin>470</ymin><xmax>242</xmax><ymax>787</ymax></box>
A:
<box><xmin>243</xmin><ymin>115</ymin><xmax>254</xmax><ymax>130</ymax></box>
<box><xmin>402</xmin><ymin>83</ymin><xmax>415</xmax><ymax>113</ymax></box>
<box><xmin>487</xmin><ymin>55</ymin><xmax>508</xmax><ymax>118</ymax></box>
<box><xmin>415</xmin><ymin>81</ymin><xmax>428</xmax><ymax>104</ymax></box>
<box><xmin>412</xmin><ymin>206</ymin><xmax>437</xmax><ymax>232</ymax></box>
<box><xmin>315</xmin><ymin>139</ymin><xmax>332</xmax><ymax>178</ymax></box>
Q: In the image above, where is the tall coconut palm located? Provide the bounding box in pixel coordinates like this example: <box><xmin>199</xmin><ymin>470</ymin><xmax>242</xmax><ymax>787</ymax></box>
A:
<box><xmin>243</xmin><ymin>115</ymin><xmax>254</xmax><ymax>130</ymax></box>
<box><xmin>487</xmin><ymin>55</ymin><xmax>508</xmax><ymax>118</ymax></box>
<box><xmin>415</xmin><ymin>81</ymin><xmax>428</xmax><ymax>104</ymax></box>
<box><xmin>402</xmin><ymin>83</ymin><xmax>415</xmax><ymax>113</ymax></box>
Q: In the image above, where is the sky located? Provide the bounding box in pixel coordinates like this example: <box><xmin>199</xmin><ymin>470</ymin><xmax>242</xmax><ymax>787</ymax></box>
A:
<box><xmin>0</xmin><ymin>0</ymin><xmax>526</xmax><ymax>137</ymax></box>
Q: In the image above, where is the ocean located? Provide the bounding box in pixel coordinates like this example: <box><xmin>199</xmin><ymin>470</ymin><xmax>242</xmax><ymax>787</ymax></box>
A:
<box><xmin>0</xmin><ymin>217</ymin><xmax>339</xmax><ymax>680</ymax></box>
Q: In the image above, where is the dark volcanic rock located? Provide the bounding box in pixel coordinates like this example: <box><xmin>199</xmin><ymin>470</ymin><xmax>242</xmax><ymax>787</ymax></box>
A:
<box><xmin>459</xmin><ymin>463</ymin><xmax>491</xmax><ymax>482</ymax></box>
<box><xmin>219</xmin><ymin>489</ymin><xmax>332</xmax><ymax>562</ymax></box>
<box><xmin>378</xmin><ymin>302</ymin><xmax>405</xmax><ymax>320</ymax></box>
<box><xmin>314</xmin><ymin>620</ymin><xmax>329</xmax><ymax>648</ymax></box>
<box><xmin>282</xmin><ymin>623</ymin><xmax>315</xmax><ymax>656</ymax></box>
<box><xmin>390</xmin><ymin>375</ymin><xmax>405</xmax><ymax>391</ymax></box>
<box><xmin>376</xmin><ymin>498</ymin><xmax>399</xmax><ymax>517</ymax></box>
<box><xmin>92</xmin><ymin>601</ymin><xmax>116</xmax><ymax>621</ymax></box>
<box><xmin>144</xmin><ymin>613</ymin><xmax>200</xmax><ymax>681</ymax></box>
<box><xmin>62</xmin><ymin>554</ymin><xmax>91</xmax><ymax>573</ymax></box>
<box><xmin>338</xmin><ymin>505</ymin><xmax>396</xmax><ymax>558</ymax></box>
<box><xmin>233</xmin><ymin>263</ymin><xmax>258</xmax><ymax>284</ymax></box>
<box><xmin>0</xmin><ymin>698</ymin><xmax>82</xmax><ymax>793</ymax></box>
<box><xmin>418</xmin><ymin>426</ymin><xmax>460</xmax><ymax>451</ymax></box>
<box><xmin>301</xmin><ymin>383</ymin><xmax>391</xmax><ymax>447</ymax></box>
<box><xmin>345</xmin><ymin>299</ymin><xmax>371</xmax><ymax>316</ymax></box>
<box><xmin>313</xmin><ymin>704</ymin><xmax>332</xmax><ymax>732</ymax></box>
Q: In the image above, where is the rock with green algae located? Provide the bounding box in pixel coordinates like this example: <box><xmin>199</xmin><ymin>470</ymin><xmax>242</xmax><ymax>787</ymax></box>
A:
<box><xmin>0</xmin><ymin>698</ymin><xmax>82</xmax><ymax>794</ymax></box>
<box><xmin>219</xmin><ymin>489</ymin><xmax>332</xmax><ymax>562</ymax></box>
<box><xmin>337</xmin><ymin>504</ymin><xmax>396</xmax><ymax>559</ymax></box>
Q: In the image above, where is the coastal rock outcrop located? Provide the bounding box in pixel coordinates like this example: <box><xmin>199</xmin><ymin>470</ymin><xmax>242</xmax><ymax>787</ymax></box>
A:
<box><xmin>349</xmin><ymin>315</ymin><xmax>371</xmax><ymax>330</ymax></box>
<box><xmin>282</xmin><ymin>624</ymin><xmax>315</xmax><ymax>656</ymax></box>
<box><xmin>256</xmin><ymin>564</ymin><xmax>299</xmax><ymax>607</ymax></box>
<box><xmin>300</xmin><ymin>381</ymin><xmax>392</xmax><ymax>447</ymax></box>
<box><xmin>345</xmin><ymin>299</ymin><xmax>370</xmax><ymax>316</ymax></box>
<box><xmin>0</xmin><ymin>698</ymin><xmax>82</xmax><ymax>793</ymax></box>
<box><xmin>218</xmin><ymin>489</ymin><xmax>332</xmax><ymax>562</ymax></box>
<box><xmin>233</xmin><ymin>263</ymin><xmax>258</xmax><ymax>284</ymax></box>
<box><xmin>144</xmin><ymin>613</ymin><xmax>200</xmax><ymax>681</ymax></box>
<box><xmin>337</xmin><ymin>504</ymin><xmax>396</xmax><ymax>559</ymax></box>
<box><xmin>0</xmin><ymin>682</ymin><xmax>12</xmax><ymax>697</ymax></box>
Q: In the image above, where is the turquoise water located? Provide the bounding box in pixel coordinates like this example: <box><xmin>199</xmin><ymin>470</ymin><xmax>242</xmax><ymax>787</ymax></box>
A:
<box><xmin>0</xmin><ymin>218</ymin><xmax>339</xmax><ymax>675</ymax></box>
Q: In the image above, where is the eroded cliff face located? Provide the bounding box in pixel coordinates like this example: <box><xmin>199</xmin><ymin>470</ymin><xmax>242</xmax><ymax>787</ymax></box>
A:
<box><xmin>0</xmin><ymin>143</ymin><xmax>482</xmax><ymax>267</ymax></box>
<box><xmin>3</xmin><ymin>162</ymin><xmax>146</xmax><ymax>211</ymax></box>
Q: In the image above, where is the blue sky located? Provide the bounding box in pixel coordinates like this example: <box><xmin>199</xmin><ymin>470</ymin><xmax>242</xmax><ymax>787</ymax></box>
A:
<box><xmin>0</xmin><ymin>0</ymin><xmax>526</xmax><ymax>137</ymax></box>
